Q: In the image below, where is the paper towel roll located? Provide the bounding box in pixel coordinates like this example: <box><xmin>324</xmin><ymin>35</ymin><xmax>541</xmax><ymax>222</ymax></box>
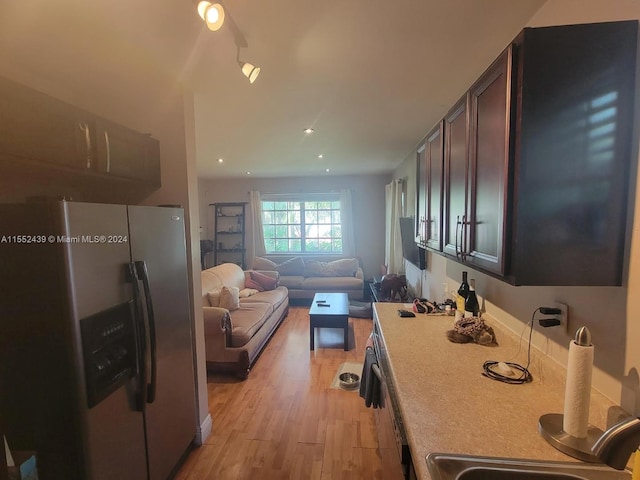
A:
<box><xmin>562</xmin><ymin>339</ymin><xmax>594</xmax><ymax>438</ymax></box>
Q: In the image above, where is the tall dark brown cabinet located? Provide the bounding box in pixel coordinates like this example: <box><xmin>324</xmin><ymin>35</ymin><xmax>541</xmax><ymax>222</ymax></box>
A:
<box><xmin>417</xmin><ymin>123</ymin><xmax>445</xmax><ymax>252</ymax></box>
<box><xmin>416</xmin><ymin>142</ymin><xmax>427</xmax><ymax>245</ymax></box>
<box><xmin>508</xmin><ymin>21</ymin><xmax>638</xmax><ymax>285</ymax></box>
<box><xmin>465</xmin><ymin>47</ymin><xmax>512</xmax><ymax>276</ymax></box>
<box><xmin>425</xmin><ymin>123</ymin><xmax>444</xmax><ymax>252</ymax></box>
<box><xmin>430</xmin><ymin>20</ymin><xmax>638</xmax><ymax>285</ymax></box>
<box><xmin>442</xmin><ymin>47</ymin><xmax>513</xmax><ymax>277</ymax></box>
<box><xmin>443</xmin><ymin>94</ymin><xmax>469</xmax><ymax>259</ymax></box>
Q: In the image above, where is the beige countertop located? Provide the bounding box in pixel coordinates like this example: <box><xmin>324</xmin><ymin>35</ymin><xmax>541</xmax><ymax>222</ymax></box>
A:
<box><xmin>372</xmin><ymin>302</ymin><xmax>620</xmax><ymax>480</ymax></box>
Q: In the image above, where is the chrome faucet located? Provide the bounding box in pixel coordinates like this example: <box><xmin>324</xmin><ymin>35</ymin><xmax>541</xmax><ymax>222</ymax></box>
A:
<box><xmin>591</xmin><ymin>416</ymin><xmax>640</xmax><ymax>470</ymax></box>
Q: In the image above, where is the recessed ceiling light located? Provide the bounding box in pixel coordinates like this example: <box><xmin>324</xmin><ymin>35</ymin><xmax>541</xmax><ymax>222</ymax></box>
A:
<box><xmin>318</xmin><ymin>154</ymin><xmax>324</xmax><ymax>159</ymax></box>
<box><xmin>325</xmin><ymin>168</ymin><xmax>330</xmax><ymax>173</ymax></box>
<box><xmin>303</xmin><ymin>128</ymin><xmax>314</xmax><ymax>135</ymax></box>
<box><xmin>246</xmin><ymin>171</ymin><xmax>251</xmax><ymax>175</ymax></box>
<box><xmin>217</xmin><ymin>158</ymin><xmax>224</xmax><ymax>163</ymax></box>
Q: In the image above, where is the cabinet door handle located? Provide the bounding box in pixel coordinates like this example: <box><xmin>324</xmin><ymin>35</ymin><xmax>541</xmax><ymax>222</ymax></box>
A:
<box><xmin>79</xmin><ymin>122</ymin><xmax>92</xmax><ymax>169</ymax></box>
<box><xmin>456</xmin><ymin>214</ymin><xmax>469</xmax><ymax>261</ymax></box>
<box><xmin>104</xmin><ymin>130</ymin><xmax>111</xmax><ymax>173</ymax></box>
<box><xmin>461</xmin><ymin>214</ymin><xmax>469</xmax><ymax>261</ymax></box>
<box><xmin>455</xmin><ymin>215</ymin><xmax>462</xmax><ymax>259</ymax></box>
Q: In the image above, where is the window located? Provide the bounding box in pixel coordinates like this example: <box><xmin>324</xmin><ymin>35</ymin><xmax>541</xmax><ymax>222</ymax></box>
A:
<box><xmin>261</xmin><ymin>196</ymin><xmax>342</xmax><ymax>254</ymax></box>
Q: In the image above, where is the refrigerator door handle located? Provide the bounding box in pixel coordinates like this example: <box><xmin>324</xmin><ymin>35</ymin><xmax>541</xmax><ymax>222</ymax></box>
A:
<box><xmin>135</xmin><ymin>260</ymin><xmax>158</xmax><ymax>404</ymax></box>
<box><xmin>126</xmin><ymin>262</ymin><xmax>147</xmax><ymax>411</ymax></box>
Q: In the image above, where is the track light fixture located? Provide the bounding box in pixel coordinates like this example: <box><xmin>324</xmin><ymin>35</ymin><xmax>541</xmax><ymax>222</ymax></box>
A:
<box><xmin>239</xmin><ymin>61</ymin><xmax>260</xmax><ymax>84</ymax></box>
<box><xmin>196</xmin><ymin>1</ymin><xmax>225</xmax><ymax>31</ymax></box>
<box><xmin>196</xmin><ymin>1</ymin><xmax>262</xmax><ymax>84</ymax></box>
<box><xmin>236</xmin><ymin>46</ymin><xmax>260</xmax><ymax>84</ymax></box>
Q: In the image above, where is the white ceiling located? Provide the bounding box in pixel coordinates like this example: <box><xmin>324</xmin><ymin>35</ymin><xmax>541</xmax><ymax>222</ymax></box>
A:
<box><xmin>0</xmin><ymin>0</ymin><xmax>547</xmax><ymax>179</ymax></box>
<box><xmin>189</xmin><ymin>0</ymin><xmax>546</xmax><ymax>179</ymax></box>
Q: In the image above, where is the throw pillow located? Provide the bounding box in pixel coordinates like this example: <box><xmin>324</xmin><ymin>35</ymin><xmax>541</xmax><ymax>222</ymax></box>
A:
<box><xmin>304</xmin><ymin>260</ymin><xmax>330</xmax><ymax>277</ymax></box>
<box><xmin>239</xmin><ymin>288</ymin><xmax>259</xmax><ymax>298</ymax></box>
<box><xmin>207</xmin><ymin>288</ymin><xmax>222</xmax><ymax>307</ymax></box>
<box><xmin>250</xmin><ymin>271</ymin><xmax>278</xmax><ymax>291</ymax></box>
<box><xmin>304</xmin><ymin>258</ymin><xmax>359</xmax><ymax>277</ymax></box>
<box><xmin>252</xmin><ymin>256</ymin><xmax>278</xmax><ymax>271</ymax></box>
<box><xmin>219</xmin><ymin>286</ymin><xmax>240</xmax><ymax>311</ymax></box>
<box><xmin>244</xmin><ymin>277</ymin><xmax>265</xmax><ymax>292</ymax></box>
<box><xmin>327</xmin><ymin>258</ymin><xmax>359</xmax><ymax>276</ymax></box>
<box><xmin>275</xmin><ymin>256</ymin><xmax>305</xmax><ymax>276</ymax></box>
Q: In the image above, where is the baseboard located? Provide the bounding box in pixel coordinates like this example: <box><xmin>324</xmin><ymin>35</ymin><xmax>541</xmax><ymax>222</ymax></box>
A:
<box><xmin>194</xmin><ymin>413</ymin><xmax>212</xmax><ymax>446</ymax></box>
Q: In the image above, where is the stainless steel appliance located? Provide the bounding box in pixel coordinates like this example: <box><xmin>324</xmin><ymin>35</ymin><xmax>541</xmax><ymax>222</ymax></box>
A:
<box><xmin>371</xmin><ymin>317</ymin><xmax>414</xmax><ymax>480</ymax></box>
<box><xmin>0</xmin><ymin>200</ymin><xmax>196</xmax><ymax>480</ymax></box>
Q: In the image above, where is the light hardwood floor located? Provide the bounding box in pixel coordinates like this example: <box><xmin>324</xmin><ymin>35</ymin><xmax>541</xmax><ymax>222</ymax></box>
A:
<box><xmin>175</xmin><ymin>305</ymin><xmax>383</xmax><ymax>480</ymax></box>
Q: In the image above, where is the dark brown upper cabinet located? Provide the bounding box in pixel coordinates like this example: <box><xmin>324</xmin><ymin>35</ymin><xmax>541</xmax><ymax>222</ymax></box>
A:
<box><xmin>425</xmin><ymin>122</ymin><xmax>444</xmax><ymax>251</ymax></box>
<box><xmin>416</xmin><ymin>123</ymin><xmax>445</xmax><ymax>251</ymax></box>
<box><xmin>442</xmin><ymin>49</ymin><xmax>512</xmax><ymax>277</ymax></box>
<box><xmin>95</xmin><ymin>118</ymin><xmax>160</xmax><ymax>187</ymax></box>
<box><xmin>416</xmin><ymin>141</ymin><xmax>427</xmax><ymax>246</ymax></box>
<box><xmin>443</xmin><ymin>95</ymin><xmax>469</xmax><ymax>260</ymax></box>
<box><xmin>436</xmin><ymin>20</ymin><xmax>639</xmax><ymax>285</ymax></box>
<box><xmin>507</xmin><ymin>21</ymin><xmax>638</xmax><ymax>285</ymax></box>
<box><xmin>0</xmin><ymin>76</ymin><xmax>95</xmax><ymax>172</ymax></box>
<box><xmin>0</xmin><ymin>75</ymin><xmax>161</xmax><ymax>190</ymax></box>
<box><xmin>465</xmin><ymin>47</ymin><xmax>512</xmax><ymax>276</ymax></box>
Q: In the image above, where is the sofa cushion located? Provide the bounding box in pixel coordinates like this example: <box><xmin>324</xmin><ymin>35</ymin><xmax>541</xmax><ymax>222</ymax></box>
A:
<box><xmin>241</xmin><ymin>286</ymin><xmax>288</xmax><ymax>310</ymax></box>
<box><xmin>277</xmin><ymin>275</ymin><xmax>305</xmax><ymax>289</ymax></box>
<box><xmin>302</xmin><ymin>276</ymin><xmax>364</xmax><ymax>290</ymax></box>
<box><xmin>219</xmin><ymin>286</ymin><xmax>240</xmax><ymax>311</ymax></box>
<box><xmin>305</xmin><ymin>258</ymin><xmax>359</xmax><ymax>277</ymax></box>
<box><xmin>275</xmin><ymin>256</ymin><xmax>305</xmax><ymax>276</ymax></box>
<box><xmin>253</xmin><ymin>256</ymin><xmax>278</xmax><ymax>270</ymax></box>
<box><xmin>250</xmin><ymin>271</ymin><xmax>278</xmax><ymax>291</ymax></box>
<box><xmin>230</xmin><ymin>302</ymin><xmax>273</xmax><ymax>347</ymax></box>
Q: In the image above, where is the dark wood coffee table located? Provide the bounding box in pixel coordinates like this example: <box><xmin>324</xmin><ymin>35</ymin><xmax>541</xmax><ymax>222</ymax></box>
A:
<box><xmin>309</xmin><ymin>292</ymin><xmax>350</xmax><ymax>351</ymax></box>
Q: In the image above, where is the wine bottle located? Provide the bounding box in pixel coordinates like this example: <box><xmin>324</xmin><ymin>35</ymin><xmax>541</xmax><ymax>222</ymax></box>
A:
<box><xmin>464</xmin><ymin>278</ymin><xmax>480</xmax><ymax>318</ymax></box>
<box><xmin>457</xmin><ymin>271</ymin><xmax>470</xmax><ymax>299</ymax></box>
<box><xmin>455</xmin><ymin>272</ymin><xmax>468</xmax><ymax>317</ymax></box>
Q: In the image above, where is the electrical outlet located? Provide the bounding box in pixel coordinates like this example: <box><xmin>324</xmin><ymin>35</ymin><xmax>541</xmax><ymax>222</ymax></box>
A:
<box><xmin>554</xmin><ymin>302</ymin><xmax>569</xmax><ymax>333</ymax></box>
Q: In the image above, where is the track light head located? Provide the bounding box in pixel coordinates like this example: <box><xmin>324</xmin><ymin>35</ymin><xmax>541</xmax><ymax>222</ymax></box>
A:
<box><xmin>196</xmin><ymin>1</ymin><xmax>225</xmax><ymax>31</ymax></box>
<box><xmin>240</xmin><ymin>61</ymin><xmax>260</xmax><ymax>84</ymax></box>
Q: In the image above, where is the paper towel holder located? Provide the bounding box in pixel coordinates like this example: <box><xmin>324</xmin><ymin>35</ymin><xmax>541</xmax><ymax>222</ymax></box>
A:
<box><xmin>538</xmin><ymin>412</ymin><xmax>604</xmax><ymax>462</ymax></box>
<box><xmin>539</xmin><ymin>326</ymin><xmax>601</xmax><ymax>461</ymax></box>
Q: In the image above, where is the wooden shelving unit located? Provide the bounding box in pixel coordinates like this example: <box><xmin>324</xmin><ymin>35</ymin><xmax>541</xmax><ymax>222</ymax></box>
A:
<box><xmin>212</xmin><ymin>202</ymin><xmax>246</xmax><ymax>268</ymax></box>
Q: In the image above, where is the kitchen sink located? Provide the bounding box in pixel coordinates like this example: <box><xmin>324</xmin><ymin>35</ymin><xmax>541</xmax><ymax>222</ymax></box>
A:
<box><xmin>426</xmin><ymin>453</ymin><xmax>632</xmax><ymax>480</ymax></box>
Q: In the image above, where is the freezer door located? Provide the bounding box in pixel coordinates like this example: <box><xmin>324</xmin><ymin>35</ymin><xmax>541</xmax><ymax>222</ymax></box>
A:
<box><xmin>127</xmin><ymin>205</ymin><xmax>197</xmax><ymax>480</ymax></box>
<box><xmin>63</xmin><ymin>202</ymin><xmax>148</xmax><ymax>480</ymax></box>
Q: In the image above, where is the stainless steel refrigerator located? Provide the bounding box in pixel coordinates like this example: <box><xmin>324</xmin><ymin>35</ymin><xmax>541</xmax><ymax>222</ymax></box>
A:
<box><xmin>0</xmin><ymin>200</ymin><xmax>197</xmax><ymax>480</ymax></box>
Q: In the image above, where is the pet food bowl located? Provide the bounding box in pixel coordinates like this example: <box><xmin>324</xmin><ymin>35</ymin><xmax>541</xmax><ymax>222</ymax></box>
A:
<box><xmin>339</xmin><ymin>372</ymin><xmax>360</xmax><ymax>390</ymax></box>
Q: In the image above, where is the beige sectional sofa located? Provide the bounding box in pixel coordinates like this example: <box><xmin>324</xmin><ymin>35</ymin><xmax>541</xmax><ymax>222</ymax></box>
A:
<box><xmin>201</xmin><ymin>263</ymin><xmax>289</xmax><ymax>378</ymax></box>
<box><xmin>252</xmin><ymin>255</ymin><xmax>364</xmax><ymax>301</ymax></box>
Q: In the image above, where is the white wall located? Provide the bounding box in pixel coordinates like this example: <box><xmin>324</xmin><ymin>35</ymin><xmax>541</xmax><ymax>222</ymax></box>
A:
<box><xmin>198</xmin><ymin>174</ymin><xmax>389</xmax><ymax>280</ymax></box>
<box><xmin>392</xmin><ymin>0</ymin><xmax>640</xmax><ymax>415</ymax></box>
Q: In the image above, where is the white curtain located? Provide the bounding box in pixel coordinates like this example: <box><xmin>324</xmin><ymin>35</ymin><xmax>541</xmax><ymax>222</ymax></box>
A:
<box><xmin>249</xmin><ymin>191</ymin><xmax>266</xmax><ymax>262</ymax></box>
<box><xmin>385</xmin><ymin>179</ymin><xmax>404</xmax><ymax>274</ymax></box>
<box><xmin>340</xmin><ymin>188</ymin><xmax>356</xmax><ymax>257</ymax></box>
